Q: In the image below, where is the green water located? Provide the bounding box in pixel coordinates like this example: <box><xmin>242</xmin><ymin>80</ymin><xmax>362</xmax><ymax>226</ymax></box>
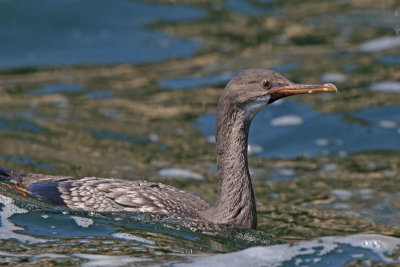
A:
<box><xmin>1</xmin><ymin>0</ymin><xmax>400</xmax><ymax>265</ymax></box>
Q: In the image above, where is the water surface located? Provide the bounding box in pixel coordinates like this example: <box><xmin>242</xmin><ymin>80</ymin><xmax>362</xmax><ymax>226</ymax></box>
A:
<box><xmin>197</xmin><ymin>101</ymin><xmax>400</xmax><ymax>157</ymax></box>
<box><xmin>1</xmin><ymin>0</ymin><xmax>400</xmax><ymax>265</ymax></box>
<box><xmin>0</xmin><ymin>0</ymin><xmax>204</xmax><ymax>68</ymax></box>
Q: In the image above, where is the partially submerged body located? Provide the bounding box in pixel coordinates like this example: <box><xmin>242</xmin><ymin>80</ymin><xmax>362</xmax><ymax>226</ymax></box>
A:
<box><xmin>0</xmin><ymin>69</ymin><xmax>337</xmax><ymax>229</ymax></box>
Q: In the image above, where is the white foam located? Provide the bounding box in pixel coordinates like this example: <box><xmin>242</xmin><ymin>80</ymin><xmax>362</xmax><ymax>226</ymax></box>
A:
<box><xmin>0</xmin><ymin>195</ymin><xmax>46</xmax><ymax>243</ymax></box>
<box><xmin>74</xmin><ymin>253</ymin><xmax>147</xmax><ymax>267</ymax></box>
<box><xmin>359</xmin><ymin>36</ymin><xmax>400</xmax><ymax>52</ymax></box>
<box><xmin>158</xmin><ymin>168</ymin><xmax>204</xmax><ymax>180</ymax></box>
<box><xmin>112</xmin><ymin>233</ymin><xmax>155</xmax><ymax>245</ymax></box>
<box><xmin>0</xmin><ymin>251</ymin><xmax>67</xmax><ymax>258</ymax></box>
<box><xmin>270</xmin><ymin>115</ymin><xmax>304</xmax><ymax>127</ymax></box>
<box><xmin>71</xmin><ymin>216</ymin><xmax>94</xmax><ymax>228</ymax></box>
<box><xmin>371</xmin><ymin>81</ymin><xmax>400</xmax><ymax>93</ymax></box>
<box><xmin>0</xmin><ymin>251</ymin><xmax>142</xmax><ymax>267</ymax></box>
<box><xmin>0</xmin><ymin>251</ymin><xmax>68</xmax><ymax>265</ymax></box>
<box><xmin>178</xmin><ymin>234</ymin><xmax>400</xmax><ymax>266</ymax></box>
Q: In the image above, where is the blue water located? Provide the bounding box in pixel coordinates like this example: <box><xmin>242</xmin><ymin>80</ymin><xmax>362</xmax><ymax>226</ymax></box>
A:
<box><xmin>379</xmin><ymin>55</ymin><xmax>400</xmax><ymax>65</ymax></box>
<box><xmin>0</xmin><ymin>117</ymin><xmax>41</xmax><ymax>133</ymax></box>
<box><xmin>87</xmin><ymin>129</ymin><xmax>152</xmax><ymax>144</ymax></box>
<box><xmin>160</xmin><ymin>72</ymin><xmax>235</xmax><ymax>91</ymax></box>
<box><xmin>160</xmin><ymin>63</ymin><xmax>300</xmax><ymax>90</ymax></box>
<box><xmin>0</xmin><ymin>155</ymin><xmax>52</xmax><ymax>169</ymax></box>
<box><xmin>12</xmin><ymin>211</ymin><xmax>119</xmax><ymax>238</ymax></box>
<box><xmin>1</xmin><ymin>0</ymin><xmax>399</xmax><ymax>266</ymax></box>
<box><xmin>0</xmin><ymin>0</ymin><xmax>204</xmax><ymax>68</ymax></box>
<box><xmin>226</xmin><ymin>0</ymin><xmax>281</xmax><ymax>16</ymax></box>
<box><xmin>197</xmin><ymin>101</ymin><xmax>400</xmax><ymax>157</ymax></box>
<box><xmin>86</xmin><ymin>90</ymin><xmax>116</xmax><ymax>99</ymax></box>
<box><xmin>26</xmin><ymin>84</ymin><xmax>84</xmax><ymax>95</ymax></box>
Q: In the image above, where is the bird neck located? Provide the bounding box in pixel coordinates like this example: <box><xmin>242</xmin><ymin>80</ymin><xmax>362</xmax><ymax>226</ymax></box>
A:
<box><xmin>201</xmin><ymin>95</ymin><xmax>257</xmax><ymax>229</ymax></box>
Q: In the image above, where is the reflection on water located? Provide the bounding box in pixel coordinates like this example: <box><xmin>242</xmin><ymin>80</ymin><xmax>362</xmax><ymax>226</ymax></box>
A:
<box><xmin>0</xmin><ymin>117</ymin><xmax>41</xmax><ymax>133</ymax></box>
<box><xmin>0</xmin><ymin>195</ymin><xmax>46</xmax><ymax>243</ymax></box>
<box><xmin>226</xmin><ymin>0</ymin><xmax>281</xmax><ymax>16</ymax></box>
<box><xmin>1</xmin><ymin>0</ymin><xmax>400</xmax><ymax>265</ymax></box>
<box><xmin>87</xmin><ymin>129</ymin><xmax>153</xmax><ymax>145</ymax></box>
<box><xmin>159</xmin><ymin>63</ymin><xmax>300</xmax><ymax>91</ymax></box>
<box><xmin>323</xmin><ymin>189</ymin><xmax>400</xmax><ymax>226</ymax></box>
<box><xmin>0</xmin><ymin>0</ymin><xmax>204</xmax><ymax>68</ymax></box>
<box><xmin>160</xmin><ymin>72</ymin><xmax>234</xmax><ymax>91</ymax></box>
<box><xmin>380</xmin><ymin>55</ymin><xmax>400</xmax><ymax>65</ymax></box>
<box><xmin>198</xmin><ymin>101</ymin><xmax>400</xmax><ymax>157</ymax></box>
<box><xmin>0</xmin><ymin>193</ymin><xmax>279</xmax><ymax>265</ymax></box>
<box><xmin>26</xmin><ymin>84</ymin><xmax>84</xmax><ymax>96</ymax></box>
<box><xmin>180</xmin><ymin>234</ymin><xmax>400</xmax><ymax>266</ymax></box>
<box><xmin>86</xmin><ymin>91</ymin><xmax>116</xmax><ymax>100</ymax></box>
<box><xmin>0</xmin><ymin>155</ymin><xmax>53</xmax><ymax>169</ymax></box>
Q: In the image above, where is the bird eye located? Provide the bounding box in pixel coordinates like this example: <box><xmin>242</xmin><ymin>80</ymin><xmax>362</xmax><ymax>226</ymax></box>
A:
<box><xmin>262</xmin><ymin>80</ymin><xmax>271</xmax><ymax>89</ymax></box>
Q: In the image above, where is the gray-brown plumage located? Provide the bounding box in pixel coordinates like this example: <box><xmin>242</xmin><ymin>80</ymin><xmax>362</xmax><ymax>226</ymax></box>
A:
<box><xmin>0</xmin><ymin>69</ymin><xmax>337</xmax><ymax>229</ymax></box>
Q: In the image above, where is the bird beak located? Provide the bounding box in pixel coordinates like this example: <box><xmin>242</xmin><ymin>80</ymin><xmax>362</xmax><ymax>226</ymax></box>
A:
<box><xmin>268</xmin><ymin>83</ymin><xmax>338</xmax><ymax>103</ymax></box>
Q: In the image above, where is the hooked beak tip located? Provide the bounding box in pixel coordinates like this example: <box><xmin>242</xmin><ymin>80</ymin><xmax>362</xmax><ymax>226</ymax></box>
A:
<box><xmin>268</xmin><ymin>82</ymin><xmax>338</xmax><ymax>102</ymax></box>
<box><xmin>319</xmin><ymin>83</ymin><xmax>338</xmax><ymax>93</ymax></box>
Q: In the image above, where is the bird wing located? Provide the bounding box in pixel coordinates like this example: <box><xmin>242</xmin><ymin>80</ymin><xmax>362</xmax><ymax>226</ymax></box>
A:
<box><xmin>56</xmin><ymin>177</ymin><xmax>209</xmax><ymax>218</ymax></box>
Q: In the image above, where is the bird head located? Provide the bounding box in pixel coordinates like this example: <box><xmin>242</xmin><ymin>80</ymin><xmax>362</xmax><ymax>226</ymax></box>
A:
<box><xmin>223</xmin><ymin>69</ymin><xmax>337</xmax><ymax>120</ymax></box>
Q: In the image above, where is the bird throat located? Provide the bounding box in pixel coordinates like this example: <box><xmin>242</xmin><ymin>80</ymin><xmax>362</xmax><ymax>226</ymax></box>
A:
<box><xmin>243</xmin><ymin>95</ymin><xmax>270</xmax><ymax>121</ymax></box>
<box><xmin>201</xmin><ymin>103</ymin><xmax>257</xmax><ymax>228</ymax></box>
